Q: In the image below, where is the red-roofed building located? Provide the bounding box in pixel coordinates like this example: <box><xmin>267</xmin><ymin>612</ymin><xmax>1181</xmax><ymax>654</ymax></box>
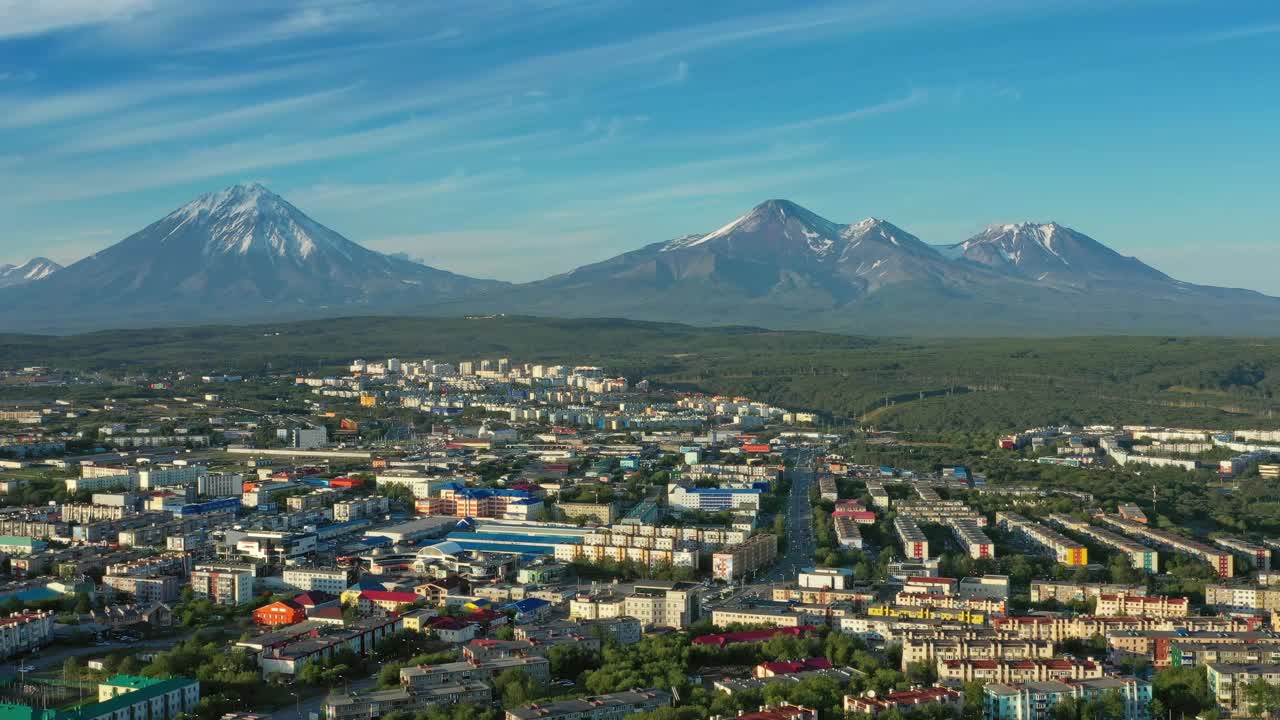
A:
<box><xmin>843</xmin><ymin>687</ymin><xmax>962</xmax><ymax>716</ymax></box>
<box><xmin>293</xmin><ymin>591</ymin><xmax>338</xmax><ymax>611</ymax></box>
<box><xmin>358</xmin><ymin>590</ymin><xmax>419</xmax><ymax>615</ymax></box>
<box><xmin>253</xmin><ymin>600</ymin><xmax>306</xmax><ymax>626</ymax></box>
<box><xmin>753</xmin><ymin>657</ymin><xmax>833</xmax><ymax>678</ymax></box>
<box><xmin>692</xmin><ymin>626</ymin><xmax>816</xmax><ymax>648</ymax></box>
<box><xmin>428</xmin><ymin>616</ymin><xmax>479</xmax><ymax>643</ymax></box>
<box><xmin>329</xmin><ymin>476</ymin><xmax>364</xmax><ymax>490</ymax></box>
<box><xmin>1096</xmin><ymin>593</ymin><xmax>1189</xmax><ymax>619</ymax></box>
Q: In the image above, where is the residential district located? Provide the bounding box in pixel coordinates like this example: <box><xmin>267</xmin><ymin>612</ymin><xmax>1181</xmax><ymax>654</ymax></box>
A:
<box><xmin>0</xmin><ymin>359</ymin><xmax>1279</xmax><ymax>720</ymax></box>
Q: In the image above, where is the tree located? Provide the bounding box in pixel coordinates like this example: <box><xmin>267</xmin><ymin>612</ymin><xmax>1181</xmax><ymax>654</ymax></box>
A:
<box><xmin>1245</xmin><ymin>678</ymin><xmax>1280</xmax><ymax>720</ymax></box>
<box><xmin>492</xmin><ymin>668</ymin><xmax>539</xmax><ymax>706</ymax></box>
<box><xmin>1151</xmin><ymin>666</ymin><xmax>1212</xmax><ymax>719</ymax></box>
<box><xmin>547</xmin><ymin>644</ymin><xmax>599</xmax><ymax>682</ymax></box>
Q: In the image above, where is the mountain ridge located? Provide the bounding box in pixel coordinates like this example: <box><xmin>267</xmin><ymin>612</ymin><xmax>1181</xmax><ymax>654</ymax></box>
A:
<box><xmin>0</xmin><ymin>183</ymin><xmax>504</xmax><ymax>332</ymax></box>
<box><xmin>2</xmin><ymin>188</ymin><xmax>1277</xmax><ymax>336</ymax></box>
<box><xmin>0</xmin><ymin>257</ymin><xmax>63</xmax><ymax>288</ymax></box>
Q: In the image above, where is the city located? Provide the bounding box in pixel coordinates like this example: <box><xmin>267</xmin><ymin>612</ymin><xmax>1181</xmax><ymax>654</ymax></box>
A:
<box><xmin>0</xmin><ymin>352</ymin><xmax>1278</xmax><ymax>720</ymax></box>
<box><xmin>1</xmin><ymin>4</ymin><xmax>1278</xmax><ymax>720</ymax></box>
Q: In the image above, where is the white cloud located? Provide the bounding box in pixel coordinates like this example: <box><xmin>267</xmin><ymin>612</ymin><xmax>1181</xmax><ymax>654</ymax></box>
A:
<box><xmin>0</xmin><ymin>62</ymin><xmax>316</xmax><ymax>129</ymax></box>
<box><xmin>1192</xmin><ymin>22</ymin><xmax>1280</xmax><ymax>44</ymax></box>
<box><xmin>52</xmin><ymin>84</ymin><xmax>358</xmax><ymax>154</ymax></box>
<box><xmin>0</xmin><ymin>0</ymin><xmax>152</xmax><ymax>39</ymax></box>
<box><xmin>188</xmin><ymin>1</ymin><xmax>383</xmax><ymax>52</ymax></box>
<box><xmin>288</xmin><ymin>168</ymin><xmax>524</xmax><ymax>211</ymax></box>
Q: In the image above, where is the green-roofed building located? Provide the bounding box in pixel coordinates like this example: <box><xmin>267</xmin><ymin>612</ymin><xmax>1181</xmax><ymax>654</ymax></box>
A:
<box><xmin>0</xmin><ymin>537</ymin><xmax>46</xmax><ymax>556</ymax></box>
<box><xmin>0</xmin><ymin>676</ymin><xmax>198</xmax><ymax>720</ymax></box>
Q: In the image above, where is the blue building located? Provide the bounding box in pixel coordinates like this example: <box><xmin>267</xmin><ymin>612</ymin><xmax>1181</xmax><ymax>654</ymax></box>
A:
<box><xmin>984</xmin><ymin>677</ymin><xmax>1151</xmax><ymax>720</ymax></box>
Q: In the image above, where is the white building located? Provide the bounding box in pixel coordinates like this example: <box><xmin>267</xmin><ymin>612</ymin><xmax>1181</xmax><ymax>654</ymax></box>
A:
<box><xmin>283</xmin><ymin>567</ymin><xmax>351</xmax><ymax>594</ymax></box>
<box><xmin>198</xmin><ymin>472</ymin><xmax>244</xmax><ymax>497</ymax></box>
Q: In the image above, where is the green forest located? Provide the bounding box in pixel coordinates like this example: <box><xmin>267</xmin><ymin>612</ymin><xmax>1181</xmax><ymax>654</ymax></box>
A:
<box><xmin>3</xmin><ymin>316</ymin><xmax>1279</xmax><ymax>434</ymax></box>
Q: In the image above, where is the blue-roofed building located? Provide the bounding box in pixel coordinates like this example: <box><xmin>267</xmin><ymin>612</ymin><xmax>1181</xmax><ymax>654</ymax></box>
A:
<box><xmin>502</xmin><ymin>597</ymin><xmax>552</xmax><ymax>624</ymax></box>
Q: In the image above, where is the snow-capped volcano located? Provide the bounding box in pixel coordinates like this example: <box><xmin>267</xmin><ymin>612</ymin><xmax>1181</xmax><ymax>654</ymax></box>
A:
<box><xmin>159</xmin><ymin>183</ymin><xmax>355</xmax><ymax>262</ymax></box>
<box><xmin>0</xmin><ymin>257</ymin><xmax>62</xmax><ymax>287</ymax></box>
<box><xmin>0</xmin><ymin>183</ymin><xmax>504</xmax><ymax>330</ymax></box>
<box><xmin>949</xmin><ymin>221</ymin><xmax>1170</xmax><ymax>285</ymax></box>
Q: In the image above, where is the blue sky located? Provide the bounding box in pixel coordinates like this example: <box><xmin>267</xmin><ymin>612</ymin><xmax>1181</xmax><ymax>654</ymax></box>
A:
<box><xmin>2</xmin><ymin>1</ymin><xmax>1278</xmax><ymax>292</ymax></box>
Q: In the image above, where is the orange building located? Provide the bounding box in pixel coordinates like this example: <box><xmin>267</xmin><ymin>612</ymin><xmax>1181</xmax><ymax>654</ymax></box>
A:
<box><xmin>253</xmin><ymin>600</ymin><xmax>306</xmax><ymax>626</ymax></box>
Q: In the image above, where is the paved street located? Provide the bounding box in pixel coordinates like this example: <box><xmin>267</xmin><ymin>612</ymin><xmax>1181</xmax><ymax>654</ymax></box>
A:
<box><xmin>762</xmin><ymin>447</ymin><xmax>817</xmax><ymax>583</ymax></box>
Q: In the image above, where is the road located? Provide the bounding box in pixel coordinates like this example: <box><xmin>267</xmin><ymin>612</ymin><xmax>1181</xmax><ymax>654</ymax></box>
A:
<box><xmin>24</xmin><ymin>630</ymin><xmax>204</xmax><ymax>673</ymax></box>
<box><xmin>761</xmin><ymin>448</ymin><xmax>818</xmax><ymax>583</ymax></box>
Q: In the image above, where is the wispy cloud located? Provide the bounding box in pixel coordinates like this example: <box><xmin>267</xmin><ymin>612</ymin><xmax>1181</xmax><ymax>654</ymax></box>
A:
<box><xmin>0</xmin><ymin>62</ymin><xmax>316</xmax><ymax>129</ymax></box>
<box><xmin>1191</xmin><ymin>22</ymin><xmax>1280</xmax><ymax>44</ymax></box>
<box><xmin>289</xmin><ymin>168</ymin><xmax>524</xmax><ymax>211</ymax></box>
<box><xmin>52</xmin><ymin>84</ymin><xmax>359</xmax><ymax>155</ymax></box>
<box><xmin>188</xmin><ymin>1</ymin><xmax>384</xmax><ymax>52</ymax></box>
<box><xmin>0</xmin><ymin>0</ymin><xmax>152</xmax><ymax>40</ymax></box>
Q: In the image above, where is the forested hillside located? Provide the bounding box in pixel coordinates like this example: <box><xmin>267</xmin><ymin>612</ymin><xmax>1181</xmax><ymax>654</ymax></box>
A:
<box><xmin>3</xmin><ymin>317</ymin><xmax>1277</xmax><ymax>434</ymax></box>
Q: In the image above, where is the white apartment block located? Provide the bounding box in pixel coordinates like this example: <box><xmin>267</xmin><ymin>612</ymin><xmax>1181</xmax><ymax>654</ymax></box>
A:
<box><xmin>283</xmin><ymin>567</ymin><xmax>351</xmax><ymax>594</ymax></box>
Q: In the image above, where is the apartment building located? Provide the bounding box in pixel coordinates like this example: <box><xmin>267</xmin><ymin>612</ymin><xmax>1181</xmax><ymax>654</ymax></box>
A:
<box><xmin>895</xmin><ymin>516</ymin><xmax>930</xmax><ymax>560</ymax></box>
<box><xmin>984</xmin><ymin>677</ymin><xmax>1151</xmax><ymax>720</ymax></box>
<box><xmin>255</xmin><ymin>615</ymin><xmax>402</xmax><ymax>676</ymax></box>
<box><xmin>712</xmin><ymin>533</ymin><xmax>779</xmax><ymax>581</ymax></box>
<box><xmin>554</xmin><ymin>500</ymin><xmax>617</xmax><ymax>524</ymax></box>
<box><xmin>666</xmin><ymin>484</ymin><xmax>761</xmax><ymax>513</ymax></box>
<box><xmin>997</xmin><ymin>513</ymin><xmax>1087</xmax><ymax>566</ymax></box>
<box><xmin>106</xmin><ymin>554</ymin><xmax>190</xmax><ymax>578</ymax></box>
<box><xmin>197</xmin><ymin>472</ymin><xmax>244</xmax><ymax>497</ymax></box>
<box><xmin>1213</xmin><ymin>537</ymin><xmax>1273</xmax><ymax>573</ymax></box>
<box><xmin>1205</xmin><ymin>664</ymin><xmax>1280</xmax><ymax>717</ymax></box>
<box><xmin>711</xmin><ymin>605</ymin><xmax>809</xmax><ymax>629</ymax></box>
<box><xmin>994</xmin><ymin>615</ymin><xmax>1251</xmax><ymax>644</ymax></box>
<box><xmin>0</xmin><ymin>610</ymin><xmax>55</xmax><ymax>659</ymax></box>
<box><xmin>400</xmin><ymin>656</ymin><xmax>550</xmax><ymax>690</ymax></box>
<box><xmin>283</xmin><ymin>567</ymin><xmax>352</xmax><ymax>594</ymax></box>
<box><xmin>817</xmin><ymin>476</ymin><xmax>838</xmax><ymax>502</ymax></box>
<box><xmin>894</xmin><ymin>591</ymin><xmax>1006</xmax><ymax>615</ymax></box>
<box><xmin>1109</xmin><ymin>630</ymin><xmax>1280</xmax><ymax>667</ymax></box>
<box><xmin>59</xmin><ymin>503</ymin><xmax>131</xmax><ymax>523</ymax></box>
<box><xmin>555</xmin><ymin>541</ymin><xmax>697</xmax><ymax>569</ymax></box>
<box><xmin>1029</xmin><ymin>581</ymin><xmax>1146</xmax><ymax>605</ymax></box>
<box><xmin>505</xmin><ymin>689</ymin><xmax>671</xmax><ymax>720</ymax></box>
<box><xmin>325</xmin><ymin>684</ymin><xmax>491</xmax><ymax>720</ymax></box>
<box><xmin>332</xmin><ymin>496</ymin><xmax>389</xmax><ymax>523</ymax></box>
<box><xmin>1096</xmin><ymin>514</ymin><xmax>1232</xmax><ymax>578</ymax></box>
<box><xmin>101</xmin><ymin>574</ymin><xmax>180</xmax><ymax>603</ymax></box>
<box><xmin>569</xmin><ymin>581</ymin><xmax>699</xmax><ymax>629</ymax></box>
<box><xmin>950</xmin><ymin>518</ymin><xmax>996</xmax><ymax>561</ymax></box>
<box><xmin>834</xmin><ymin>516</ymin><xmax>864</xmax><ymax>549</ymax></box>
<box><xmin>1048</xmin><ymin>515</ymin><xmax>1158</xmax><ymax>573</ymax></box>
<box><xmin>605</xmin><ymin>523</ymin><xmax>748</xmax><ymax>547</ymax></box>
<box><xmin>939</xmin><ymin>658</ymin><xmax>1103</xmax><ymax>686</ymax></box>
<box><xmin>1095</xmin><ymin>593</ymin><xmax>1189</xmax><ymax>618</ymax></box>
<box><xmin>189</xmin><ymin>564</ymin><xmax>255</xmax><ymax>606</ymax></box>
<box><xmin>900</xmin><ymin>637</ymin><xmax>1056</xmax><ymax>671</ymax></box>
<box><xmin>865</xmin><ymin>480</ymin><xmax>891</xmax><ymax>509</ymax></box>
<box><xmin>867</xmin><ymin>605</ymin><xmax>986</xmax><ymax>626</ymax></box>
<box><xmin>514</xmin><ymin>616</ymin><xmax>642</xmax><ymax>646</ymax></box>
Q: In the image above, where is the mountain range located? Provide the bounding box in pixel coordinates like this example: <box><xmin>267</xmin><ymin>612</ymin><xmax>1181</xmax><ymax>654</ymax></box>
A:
<box><xmin>0</xmin><ymin>257</ymin><xmax>62</xmax><ymax>288</ymax></box>
<box><xmin>2</xmin><ymin>185</ymin><xmax>1277</xmax><ymax>336</ymax></box>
